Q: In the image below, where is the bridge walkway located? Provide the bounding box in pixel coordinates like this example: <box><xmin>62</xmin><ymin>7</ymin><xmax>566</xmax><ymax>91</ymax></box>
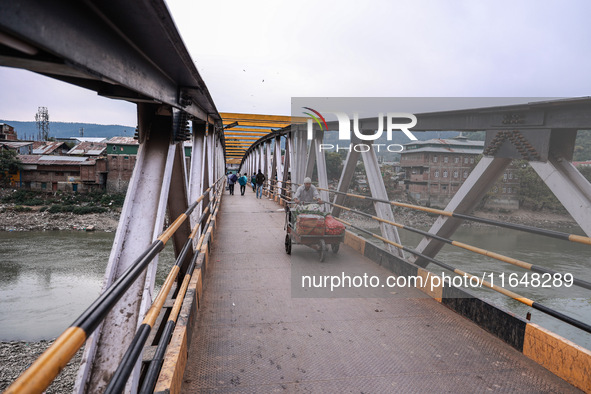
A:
<box><xmin>181</xmin><ymin>191</ymin><xmax>578</xmax><ymax>392</ymax></box>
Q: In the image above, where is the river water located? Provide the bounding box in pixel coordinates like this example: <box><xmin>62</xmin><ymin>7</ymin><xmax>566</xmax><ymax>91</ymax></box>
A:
<box><xmin>0</xmin><ymin>226</ymin><xmax>590</xmax><ymax>350</ymax></box>
<box><xmin>0</xmin><ymin>231</ymin><xmax>175</xmax><ymax>342</ymax></box>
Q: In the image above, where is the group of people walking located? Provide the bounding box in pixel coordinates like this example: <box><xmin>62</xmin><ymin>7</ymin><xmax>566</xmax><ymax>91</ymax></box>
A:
<box><xmin>227</xmin><ymin>169</ymin><xmax>266</xmax><ymax>198</ymax></box>
<box><xmin>227</xmin><ymin>170</ymin><xmax>320</xmax><ymax>205</ymax></box>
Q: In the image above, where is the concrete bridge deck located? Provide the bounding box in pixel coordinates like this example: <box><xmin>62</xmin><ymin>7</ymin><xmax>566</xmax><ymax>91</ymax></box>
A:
<box><xmin>181</xmin><ymin>191</ymin><xmax>578</xmax><ymax>392</ymax></box>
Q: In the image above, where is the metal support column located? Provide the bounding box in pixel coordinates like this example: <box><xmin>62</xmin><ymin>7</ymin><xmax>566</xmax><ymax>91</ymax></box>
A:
<box><xmin>313</xmin><ymin>132</ymin><xmax>330</xmax><ymax>202</ymax></box>
<box><xmin>75</xmin><ymin>104</ymin><xmax>176</xmax><ymax>394</ymax></box>
<box><xmin>331</xmin><ymin>147</ymin><xmax>361</xmax><ymax>218</ymax></box>
<box><xmin>166</xmin><ymin>142</ymin><xmax>193</xmax><ymax>278</ymax></box>
<box><xmin>530</xmin><ymin>156</ymin><xmax>591</xmax><ymax>236</ymax></box>
<box><xmin>412</xmin><ymin>156</ymin><xmax>512</xmax><ymax>267</ymax></box>
<box><xmin>360</xmin><ymin>144</ymin><xmax>404</xmax><ymax>258</ymax></box>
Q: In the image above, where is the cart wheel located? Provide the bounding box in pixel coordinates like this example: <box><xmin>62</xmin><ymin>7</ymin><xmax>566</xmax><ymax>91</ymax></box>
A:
<box><xmin>331</xmin><ymin>243</ymin><xmax>340</xmax><ymax>254</ymax></box>
<box><xmin>285</xmin><ymin>234</ymin><xmax>292</xmax><ymax>255</ymax></box>
<box><xmin>318</xmin><ymin>239</ymin><xmax>326</xmax><ymax>262</ymax></box>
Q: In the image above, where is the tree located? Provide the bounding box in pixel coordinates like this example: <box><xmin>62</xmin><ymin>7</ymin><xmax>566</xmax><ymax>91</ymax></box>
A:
<box><xmin>0</xmin><ymin>149</ymin><xmax>22</xmax><ymax>185</ymax></box>
<box><xmin>516</xmin><ymin>162</ymin><xmax>563</xmax><ymax>211</ymax></box>
<box><xmin>325</xmin><ymin>152</ymin><xmax>343</xmax><ymax>180</ymax></box>
<box><xmin>577</xmin><ymin>165</ymin><xmax>591</xmax><ymax>183</ymax></box>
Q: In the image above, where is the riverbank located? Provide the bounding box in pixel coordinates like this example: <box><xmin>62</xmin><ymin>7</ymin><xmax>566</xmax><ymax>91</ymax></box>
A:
<box><xmin>0</xmin><ymin>203</ymin><xmax>580</xmax><ymax>233</ymax></box>
<box><xmin>0</xmin><ymin>340</ymin><xmax>82</xmax><ymax>393</ymax></box>
<box><xmin>0</xmin><ymin>208</ymin><xmax>120</xmax><ymax>232</ymax></box>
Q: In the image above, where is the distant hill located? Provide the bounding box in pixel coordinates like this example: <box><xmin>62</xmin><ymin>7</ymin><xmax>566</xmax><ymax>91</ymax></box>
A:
<box><xmin>0</xmin><ymin>120</ymin><xmax>135</xmax><ymax>140</ymax></box>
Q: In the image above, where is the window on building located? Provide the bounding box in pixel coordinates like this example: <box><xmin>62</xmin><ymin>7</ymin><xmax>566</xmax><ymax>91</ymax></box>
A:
<box><xmin>463</xmin><ymin>171</ymin><xmax>468</xmax><ymax>178</ymax></box>
<box><xmin>503</xmin><ymin>187</ymin><xmax>507</xmax><ymax>193</ymax></box>
<box><xmin>508</xmin><ymin>187</ymin><xmax>512</xmax><ymax>193</ymax></box>
<box><xmin>124</xmin><ymin>156</ymin><xmax>129</xmax><ymax>160</ymax></box>
<box><xmin>470</xmin><ymin>157</ymin><xmax>474</xmax><ymax>164</ymax></box>
<box><xmin>453</xmin><ymin>170</ymin><xmax>458</xmax><ymax>178</ymax></box>
<box><xmin>503</xmin><ymin>173</ymin><xmax>508</xmax><ymax>181</ymax></box>
<box><xmin>454</xmin><ymin>157</ymin><xmax>459</xmax><ymax>163</ymax></box>
<box><xmin>40</xmin><ymin>171</ymin><xmax>47</xmax><ymax>175</ymax></box>
<box><xmin>41</xmin><ymin>182</ymin><xmax>47</xmax><ymax>189</ymax></box>
<box><xmin>55</xmin><ymin>172</ymin><xmax>63</xmax><ymax>176</ymax></box>
<box><xmin>443</xmin><ymin>170</ymin><xmax>448</xmax><ymax>178</ymax></box>
<box><xmin>434</xmin><ymin>170</ymin><xmax>440</xmax><ymax>178</ymax></box>
<box><xmin>464</xmin><ymin>157</ymin><xmax>469</xmax><ymax>164</ymax></box>
<box><xmin>508</xmin><ymin>172</ymin><xmax>513</xmax><ymax>179</ymax></box>
<box><xmin>433</xmin><ymin>156</ymin><xmax>438</xmax><ymax>163</ymax></box>
<box><xmin>444</xmin><ymin>156</ymin><xmax>448</xmax><ymax>163</ymax></box>
<box><xmin>112</xmin><ymin>146</ymin><xmax>117</xmax><ymax>152</ymax></box>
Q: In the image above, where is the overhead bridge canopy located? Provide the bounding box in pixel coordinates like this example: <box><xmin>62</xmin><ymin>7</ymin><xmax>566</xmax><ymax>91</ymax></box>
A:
<box><xmin>221</xmin><ymin>113</ymin><xmax>296</xmax><ymax>166</ymax></box>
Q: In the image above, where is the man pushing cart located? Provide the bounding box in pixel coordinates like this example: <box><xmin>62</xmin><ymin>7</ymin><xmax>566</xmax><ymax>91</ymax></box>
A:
<box><xmin>285</xmin><ymin>178</ymin><xmax>346</xmax><ymax>262</ymax></box>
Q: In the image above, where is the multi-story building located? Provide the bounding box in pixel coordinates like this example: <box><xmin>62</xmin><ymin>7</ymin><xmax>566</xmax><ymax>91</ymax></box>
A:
<box><xmin>0</xmin><ymin>123</ymin><xmax>18</xmax><ymax>140</ymax></box>
<box><xmin>400</xmin><ymin>137</ymin><xmax>484</xmax><ymax>207</ymax></box>
<box><xmin>400</xmin><ymin>137</ymin><xmax>521</xmax><ymax>209</ymax></box>
<box><xmin>106</xmin><ymin>137</ymin><xmax>139</xmax><ymax>193</ymax></box>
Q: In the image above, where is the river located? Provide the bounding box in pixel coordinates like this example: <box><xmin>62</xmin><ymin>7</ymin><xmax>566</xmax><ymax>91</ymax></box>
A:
<box><xmin>0</xmin><ymin>231</ymin><xmax>175</xmax><ymax>341</ymax></box>
<box><xmin>0</xmin><ymin>227</ymin><xmax>590</xmax><ymax>351</ymax></box>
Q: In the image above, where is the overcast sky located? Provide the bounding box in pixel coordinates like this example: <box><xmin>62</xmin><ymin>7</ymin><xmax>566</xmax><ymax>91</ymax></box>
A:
<box><xmin>1</xmin><ymin>0</ymin><xmax>590</xmax><ymax>126</ymax></box>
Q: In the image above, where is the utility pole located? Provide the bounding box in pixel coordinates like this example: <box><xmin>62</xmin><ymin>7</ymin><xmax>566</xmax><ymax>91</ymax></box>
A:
<box><xmin>35</xmin><ymin>106</ymin><xmax>49</xmax><ymax>141</ymax></box>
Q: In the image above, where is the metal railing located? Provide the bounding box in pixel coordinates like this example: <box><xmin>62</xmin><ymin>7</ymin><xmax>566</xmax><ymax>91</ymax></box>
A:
<box><xmin>286</xmin><ymin>181</ymin><xmax>591</xmax><ymax>335</ymax></box>
<box><xmin>5</xmin><ymin>177</ymin><xmax>225</xmax><ymax>394</ymax></box>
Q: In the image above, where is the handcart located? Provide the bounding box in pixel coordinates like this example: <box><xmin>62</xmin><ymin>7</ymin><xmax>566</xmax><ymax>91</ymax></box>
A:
<box><xmin>284</xmin><ymin>202</ymin><xmax>344</xmax><ymax>262</ymax></box>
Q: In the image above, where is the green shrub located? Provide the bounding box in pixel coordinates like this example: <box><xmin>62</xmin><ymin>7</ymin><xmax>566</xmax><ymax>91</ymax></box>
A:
<box><xmin>48</xmin><ymin>205</ymin><xmax>74</xmax><ymax>213</ymax></box>
<box><xmin>72</xmin><ymin>206</ymin><xmax>107</xmax><ymax>215</ymax></box>
<box><xmin>21</xmin><ymin>198</ymin><xmax>45</xmax><ymax>206</ymax></box>
<box><xmin>13</xmin><ymin>205</ymin><xmax>32</xmax><ymax>212</ymax></box>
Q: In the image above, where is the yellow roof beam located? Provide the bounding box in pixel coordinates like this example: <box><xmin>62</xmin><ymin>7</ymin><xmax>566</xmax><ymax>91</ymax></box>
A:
<box><xmin>222</xmin><ymin>120</ymin><xmax>290</xmax><ymax>128</ymax></box>
<box><xmin>225</xmin><ymin>136</ymin><xmax>260</xmax><ymax>140</ymax></box>
<box><xmin>224</xmin><ymin>132</ymin><xmax>268</xmax><ymax>137</ymax></box>
<box><xmin>226</xmin><ymin>128</ymin><xmax>273</xmax><ymax>133</ymax></box>
<box><xmin>220</xmin><ymin>113</ymin><xmax>293</xmax><ymax>122</ymax></box>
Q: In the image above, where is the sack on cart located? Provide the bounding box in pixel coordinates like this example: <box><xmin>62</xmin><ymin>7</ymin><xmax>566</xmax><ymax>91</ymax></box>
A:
<box><xmin>296</xmin><ymin>214</ymin><xmax>325</xmax><ymax>236</ymax></box>
<box><xmin>324</xmin><ymin>215</ymin><xmax>346</xmax><ymax>235</ymax></box>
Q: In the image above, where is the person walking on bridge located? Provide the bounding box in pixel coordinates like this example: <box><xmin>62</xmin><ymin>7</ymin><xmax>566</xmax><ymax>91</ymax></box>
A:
<box><xmin>255</xmin><ymin>169</ymin><xmax>266</xmax><ymax>199</ymax></box>
<box><xmin>251</xmin><ymin>173</ymin><xmax>257</xmax><ymax>192</ymax></box>
<box><xmin>238</xmin><ymin>172</ymin><xmax>248</xmax><ymax>196</ymax></box>
<box><xmin>227</xmin><ymin>171</ymin><xmax>238</xmax><ymax>195</ymax></box>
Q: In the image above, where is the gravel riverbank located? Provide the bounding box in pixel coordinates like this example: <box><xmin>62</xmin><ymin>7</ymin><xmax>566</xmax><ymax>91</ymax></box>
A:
<box><xmin>0</xmin><ymin>340</ymin><xmax>83</xmax><ymax>393</ymax></box>
<box><xmin>0</xmin><ymin>208</ymin><xmax>120</xmax><ymax>232</ymax></box>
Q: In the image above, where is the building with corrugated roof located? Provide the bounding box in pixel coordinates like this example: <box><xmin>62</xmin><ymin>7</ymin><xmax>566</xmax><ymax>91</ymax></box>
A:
<box><xmin>68</xmin><ymin>141</ymin><xmax>107</xmax><ymax>156</ymax></box>
<box><xmin>18</xmin><ymin>155</ymin><xmax>107</xmax><ymax>192</ymax></box>
<box><xmin>32</xmin><ymin>141</ymin><xmax>70</xmax><ymax>155</ymax></box>
<box><xmin>0</xmin><ymin>141</ymin><xmax>33</xmax><ymax>155</ymax></box>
